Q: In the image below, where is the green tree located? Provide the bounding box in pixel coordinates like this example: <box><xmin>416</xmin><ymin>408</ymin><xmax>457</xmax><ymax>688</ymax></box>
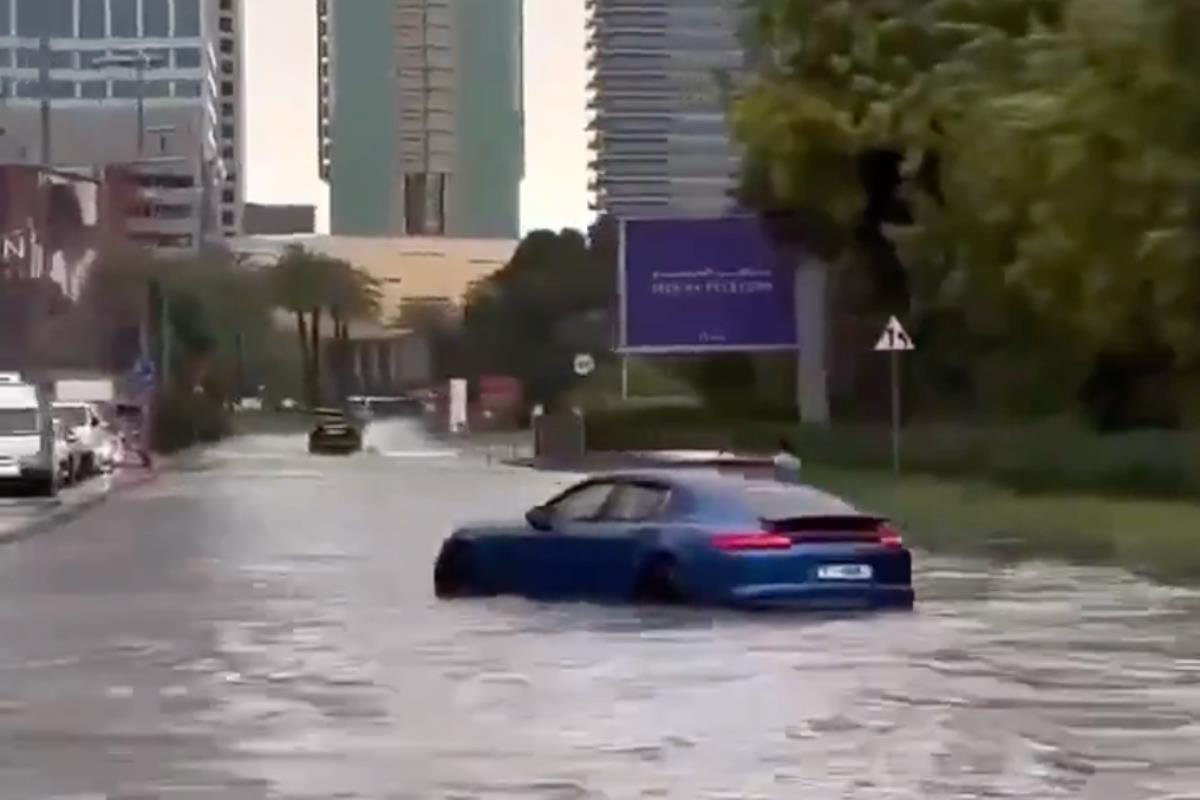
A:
<box><xmin>734</xmin><ymin>0</ymin><xmax>1200</xmax><ymax>425</ymax></box>
<box><xmin>270</xmin><ymin>245</ymin><xmax>380</xmax><ymax>406</ymax></box>
<box><xmin>457</xmin><ymin>228</ymin><xmax>615</xmax><ymax>405</ymax></box>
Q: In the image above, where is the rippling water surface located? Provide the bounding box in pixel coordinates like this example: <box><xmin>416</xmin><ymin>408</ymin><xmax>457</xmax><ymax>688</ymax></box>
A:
<box><xmin>0</xmin><ymin>422</ymin><xmax>1196</xmax><ymax>799</ymax></box>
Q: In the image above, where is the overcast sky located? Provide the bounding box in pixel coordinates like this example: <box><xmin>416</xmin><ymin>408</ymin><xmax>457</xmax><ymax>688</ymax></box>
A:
<box><xmin>243</xmin><ymin>0</ymin><xmax>590</xmax><ymax>235</ymax></box>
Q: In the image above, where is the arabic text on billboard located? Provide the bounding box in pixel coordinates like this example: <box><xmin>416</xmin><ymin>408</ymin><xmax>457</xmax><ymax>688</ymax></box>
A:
<box><xmin>620</xmin><ymin>216</ymin><xmax>798</xmax><ymax>352</ymax></box>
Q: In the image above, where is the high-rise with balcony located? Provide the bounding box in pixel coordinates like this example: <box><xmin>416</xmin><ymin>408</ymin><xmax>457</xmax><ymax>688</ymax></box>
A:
<box><xmin>586</xmin><ymin>0</ymin><xmax>746</xmax><ymax>219</ymax></box>
<box><xmin>0</xmin><ymin>0</ymin><xmax>245</xmax><ymax>252</ymax></box>
<box><xmin>321</xmin><ymin>0</ymin><xmax>523</xmax><ymax>239</ymax></box>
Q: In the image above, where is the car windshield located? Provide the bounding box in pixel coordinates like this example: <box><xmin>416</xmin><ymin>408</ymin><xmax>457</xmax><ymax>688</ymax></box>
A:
<box><xmin>0</xmin><ymin>409</ymin><xmax>39</xmax><ymax>435</ymax></box>
<box><xmin>739</xmin><ymin>483</ymin><xmax>861</xmax><ymax>520</ymax></box>
<box><xmin>53</xmin><ymin>406</ymin><xmax>88</xmax><ymax>427</ymax></box>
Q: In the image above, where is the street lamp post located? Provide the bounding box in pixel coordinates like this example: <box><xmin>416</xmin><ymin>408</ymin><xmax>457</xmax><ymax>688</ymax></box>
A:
<box><xmin>92</xmin><ymin>50</ymin><xmax>167</xmax><ymax>157</ymax></box>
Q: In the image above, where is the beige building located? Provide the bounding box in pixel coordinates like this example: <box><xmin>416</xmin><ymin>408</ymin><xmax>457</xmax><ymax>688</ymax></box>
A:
<box><xmin>232</xmin><ymin>234</ymin><xmax>516</xmax><ymax>325</ymax></box>
<box><xmin>232</xmin><ymin>234</ymin><xmax>517</xmax><ymax>394</ymax></box>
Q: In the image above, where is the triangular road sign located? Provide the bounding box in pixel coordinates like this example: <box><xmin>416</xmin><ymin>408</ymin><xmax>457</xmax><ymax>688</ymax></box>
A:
<box><xmin>874</xmin><ymin>316</ymin><xmax>915</xmax><ymax>352</ymax></box>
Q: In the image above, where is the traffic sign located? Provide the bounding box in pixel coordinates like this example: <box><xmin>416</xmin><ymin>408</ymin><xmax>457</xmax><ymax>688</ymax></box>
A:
<box><xmin>573</xmin><ymin>353</ymin><xmax>596</xmax><ymax>377</ymax></box>
<box><xmin>874</xmin><ymin>316</ymin><xmax>915</xmax><ymax>352</ymax></box>
<box><xmin>132</xmin><ymin>358</ymin><xmax>156</xmax><ymax>391</ymax></box>
<box><xmin>873</xmin><ymin>315</ymin><xmax>913</xmax><ymax>474</ymax></box>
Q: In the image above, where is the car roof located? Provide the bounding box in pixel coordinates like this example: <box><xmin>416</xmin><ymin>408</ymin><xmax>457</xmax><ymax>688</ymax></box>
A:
<box><xmin>580</xmin><ymin>470</ymin><xmax>867</xmax><ymax>519</ymax></box>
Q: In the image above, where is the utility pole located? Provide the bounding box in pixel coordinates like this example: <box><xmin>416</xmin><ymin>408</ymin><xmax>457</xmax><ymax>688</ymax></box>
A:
<box><xmin>37</xmin><ymin>34</ymin><xmax>53</xmax><ymax>285</ymax></box>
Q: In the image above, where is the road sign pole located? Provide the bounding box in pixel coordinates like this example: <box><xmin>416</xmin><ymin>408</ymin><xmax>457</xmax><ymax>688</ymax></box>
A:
<box><xmin>874</xmin><ymin>315</ymin><xmax>913</xmax><ymax>474</ymax></box>
<box><xmin>890</xmin><ymin>349</ymin><xmax>901</xmax><ymax>474</ymax></box>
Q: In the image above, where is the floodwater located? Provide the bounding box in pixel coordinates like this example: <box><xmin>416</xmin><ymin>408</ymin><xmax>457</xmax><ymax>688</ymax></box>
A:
<box><xmin>0</xmin><ymin>420</ymin><xmax>1195</xmax><ymax>799</ymax></box>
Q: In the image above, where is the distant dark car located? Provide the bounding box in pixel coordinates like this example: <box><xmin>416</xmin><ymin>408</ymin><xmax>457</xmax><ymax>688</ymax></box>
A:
<box><xmin>307</xmin><ymin>408</ymin><xmax>362</xmax><ymax>455</ymax></box>
<box><xmin>433</xmin><ymin>471</ymin><xmax>914</xmax><ymax>611</ymax></box>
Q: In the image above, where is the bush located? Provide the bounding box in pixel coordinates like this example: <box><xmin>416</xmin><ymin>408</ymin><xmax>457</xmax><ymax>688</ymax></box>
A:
<box><xmin>152</xmin><ymin>388</ymin><xmax>231</xmax><ymax>453</ymax></box>
<box><xmin>583</xmin><ymin>407</ymin><xmax>1200</xmax><ymax>499</ymax></box>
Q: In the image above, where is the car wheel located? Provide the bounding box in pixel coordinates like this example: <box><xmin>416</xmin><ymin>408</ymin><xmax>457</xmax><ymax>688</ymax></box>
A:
<box><xmin>634</xmin><ymin>554</ymin><xmax>685</xmax><ymax>605</ymax></box>
<box><xmin>434</xmin><ymin>540</ymin><xmax>477</xmax><ymax>598</ymax></box>
<box><xmin>34</xmin><ymin>473</ymin><xmax>58</xmax><ymax>498</ymax></box>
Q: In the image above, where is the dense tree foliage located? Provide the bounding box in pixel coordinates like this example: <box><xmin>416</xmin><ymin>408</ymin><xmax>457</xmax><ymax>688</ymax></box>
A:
<box><xmin>733</xmin><ymin>0</ymin><xmax>1200</xmax><ymax>426</ymax></box>
<box><xmin>452</xmin><ymin>227</ymin><xmax>615</xmax><ymax>406</ymax></box>
<box><xmin>270</xmin><ymin>245</ymin><xmax>380</xmax><ymax>406</ymax></box>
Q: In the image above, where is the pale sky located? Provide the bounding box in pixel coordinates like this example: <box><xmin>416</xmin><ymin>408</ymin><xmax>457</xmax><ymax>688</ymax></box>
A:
<box><xmin>243</xmin><ymin>0</ymin><xmax>590</xmax><ymax>235</ymax></box>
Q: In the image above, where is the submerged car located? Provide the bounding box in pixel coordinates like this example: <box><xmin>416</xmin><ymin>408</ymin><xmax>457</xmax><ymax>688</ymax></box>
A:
<box><xmin>307</xmin><ymin>408</ymin><xmax>362</xmax><ymax>455</ymax></box>
<box><xmin>433</xmin><ymin>471</ymin><xmax>914</xmax><ymax>610</ymax></box>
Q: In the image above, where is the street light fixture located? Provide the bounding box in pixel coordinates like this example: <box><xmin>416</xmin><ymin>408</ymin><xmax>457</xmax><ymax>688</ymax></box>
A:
<box><xmin>92</xmin><ymin>51</ymin><xmax>169</xmax><ymax>157</ymax></box>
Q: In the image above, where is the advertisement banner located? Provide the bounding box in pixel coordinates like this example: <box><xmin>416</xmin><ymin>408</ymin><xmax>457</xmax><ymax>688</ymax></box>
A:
<box><xmin>619</xmin><ymin>216</ymin><xmax>798</xmax><ymax>353</ymax></box>
<box><xmin>0</xmin><ymin>164</ymin><xmax>106</xmax><ymax>302</ymax></box>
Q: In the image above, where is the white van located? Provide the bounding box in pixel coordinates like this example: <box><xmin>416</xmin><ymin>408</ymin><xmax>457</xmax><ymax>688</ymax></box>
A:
<box><xmin>0</xmin><ymin>373</ymin><xmax>59</xmax><ymax>496</ymax></box>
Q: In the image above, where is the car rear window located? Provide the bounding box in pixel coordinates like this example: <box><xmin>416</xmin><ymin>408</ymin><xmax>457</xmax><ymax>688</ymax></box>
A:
<box><xmin>739</xmin><ymin>483</ymin><xmax>861</xmax><ymax>520</ymax></box>
<box><xmin>54</xmin><ymin>406</ymin><xmax>88</xmax><ymax>427</ymax></box>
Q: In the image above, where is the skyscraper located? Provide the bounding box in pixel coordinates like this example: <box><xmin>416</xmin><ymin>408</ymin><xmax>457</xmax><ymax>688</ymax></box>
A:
<box><xmin>0</xmin><ymin>0</ymin><xmax>245</xmax><ymax>251</ymax></box>
<box><xmin>586</xmin><ymin>0</ymin><xmax>746</xmax><ymax>219</ymax></box>
<box><xmin>321</xmin><ymin>0</ymin><xmax>523</xmax><ymax>239</ymax></box>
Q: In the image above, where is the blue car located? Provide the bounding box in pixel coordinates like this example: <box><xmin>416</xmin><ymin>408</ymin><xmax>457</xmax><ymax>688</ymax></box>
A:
<box><xmin>433</xmin><ymin>471</ymin><xmax>914</xmax><ymax>610</ymax></box>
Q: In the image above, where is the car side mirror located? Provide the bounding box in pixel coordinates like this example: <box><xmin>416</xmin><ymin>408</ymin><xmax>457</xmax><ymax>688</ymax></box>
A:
<box><xmin>525</xmin><ymin>506</ymin><xmax>554</xmax><ymax>532</ymax></box>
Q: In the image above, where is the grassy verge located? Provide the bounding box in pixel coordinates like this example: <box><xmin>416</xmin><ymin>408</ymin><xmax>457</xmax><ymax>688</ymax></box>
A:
<box><xmin>584</xmin><ymin>407</ymin><xmax>1200</xmax><ymax>499</ymax></box>
<box><xmin>805</xmin><ymin>465</ymin><xmax>1200</xmax><ymax>585</ymax></box>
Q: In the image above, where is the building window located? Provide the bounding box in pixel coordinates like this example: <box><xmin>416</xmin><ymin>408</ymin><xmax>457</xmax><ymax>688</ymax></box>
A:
<box><xmin>175</xmin><ymin>0</ymin><xmax>201</xmax><ymax>37</ymax></box>
<box><xmin>219</xmin><ymin>17</ymin><xmax>233</xmax><ymax>33</ymax></box>
<box><xmin>175</xmin><ymin>47</ymin><xmax>201</xmax><ymax>68</ymax></box>
<box><xmin>144</xmin><ymin>79</ymin><xmax>170</xmax><ymax>98</ymax></box>
<box><xmin>221</xmin><ymin>102</ymin><xmax>234</xmax><ymax>116</ymax></box>
<box><xmin>113</xmin><ymin>80</ymin><xmax>140</xmax><ymax>98</ymax></box>
<box><xmin>79</xmin><ymin>0</ymin><xmax>106</xmax><ymax>38</ymax></box>
<box><xmin>0</xmin><ymin>0</ymin><xmax>8</xmax><ymax>36</ymax></box>
<box><xmin>221</xmin><ymin>60</ymin><xmax>234</xmax><ymax>75</ymax></box>
<box><xmin>221</xmin><ymin>0</ymin><xmax>233</xmax><ymax>10</ymax></box>
<box><xmin>174</xmin><ymin>80</ymin><xmax>201</xmax><ymax>97</ymax></box>
<box><xmin>221</xmin><ymin>211</ymin><xmax>235</xmax><ymax>227</ymax></box>
<box><xmin>222</xmin><ymin>189</ymin><xmax>235</xmax><ymax>203</ymax></box>
<box><xmin>222</xmin><ymin>146</ymin><xmax>234</xmax><ymax>160</ymax></box>
<box><xmin>0</xmin><ymin>50</ymin><xmax>10</xmax><ymax>69</ymax></box>
<box><xmin>220</xmin><ymin>39</ymin><xmax>234</xmax><ymax>54</ymax></box>
<box><xmin>221</xmin><ymin>81</ymin><xmax>234</xmax><ymax>96</ymax></box>
<box><xmin>79</xmin><ymin>80</ymin><xmax>107</xmax><ymax>99</ymax></box>
<box><xmin>221</xmin><ymin>124</ymin><xmax>234</xmax><ymax>139</ymax></box>
<box><xmin>16</xmin><ymin>0</ymin><xmax>73</xmax><ymax>37</ymax></box>
<box><xmin>403</xmin><ymin>173</ymin><xmax>446</xmax><ymax>235</ymax></box>
<box><xmin>110</xmin><ymin>0</ymin><xmax>137</xmax><ymax>37</ymax></box>
<box><xmin>48</xmin><ymin>80</ymin><xmax>76</xmax><ymax>98</ymax></box>
<box><xmin>143</xmin><ymin>0</ymin><xmax>169</xmax><ymax>37</ymax></box>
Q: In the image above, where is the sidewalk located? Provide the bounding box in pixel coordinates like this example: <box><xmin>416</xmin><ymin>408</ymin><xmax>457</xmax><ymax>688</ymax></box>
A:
<box><xmin>0</xmin><ymin>465</ymin><xmax>161</xmax><ymax>546</ymax></box>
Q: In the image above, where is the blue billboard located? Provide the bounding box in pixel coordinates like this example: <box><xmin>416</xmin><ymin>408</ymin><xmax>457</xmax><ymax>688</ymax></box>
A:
<box><xmin>618</xmin><ymin>216</ymin><xmax>798</xmax><ymax>353</ymax></box>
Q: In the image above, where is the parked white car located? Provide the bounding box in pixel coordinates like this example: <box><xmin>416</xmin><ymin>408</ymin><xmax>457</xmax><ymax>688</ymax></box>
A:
<box><xmin>52</xmin><ymin>401</ymin><xmax>112</xmax><ymax>476</ymax></box>
<box><xmin>0</xmin><ymin>373</ymin><xmax>58</xmax><ymax>496</ymax></box>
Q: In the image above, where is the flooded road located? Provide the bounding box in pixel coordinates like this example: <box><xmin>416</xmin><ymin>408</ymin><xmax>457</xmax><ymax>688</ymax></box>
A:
<box><xmin>0</xmin><ymin>419</ymin><xmax>1197</xmax><ymax>799</ymax></box>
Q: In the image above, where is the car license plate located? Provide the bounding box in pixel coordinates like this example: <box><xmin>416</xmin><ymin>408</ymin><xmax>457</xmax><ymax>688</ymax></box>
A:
<box><xmin>817</xmin><ymin>564</ymin><xmax>873</xmax><ymax>581</ymax></box>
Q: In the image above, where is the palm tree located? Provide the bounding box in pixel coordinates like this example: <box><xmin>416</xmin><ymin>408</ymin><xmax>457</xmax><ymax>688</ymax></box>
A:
<box><xmin>326</xmin><ymin>260</ymin><xmax>381</xmax><ymax>399</ymax></box>
<box><xmin>271</xmin><ymin>245</ymin><xmax>326</xmax><ymax>406</ymax></box>
<box><xmin>270</xmin><ymin>246</ymin><xmax>380</xmax><ymax>406</ymax></box>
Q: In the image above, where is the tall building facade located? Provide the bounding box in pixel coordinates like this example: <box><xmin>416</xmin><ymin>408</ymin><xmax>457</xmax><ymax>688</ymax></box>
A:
<box><xmin>321</xmin><ymin>0</ymin><xmax>523</xmax><ymax>239</ymax></box>
<box><xmin>586</xmin><ymin>0</ymin><xmax>746</xmax><ymax>219</ymax></box>
<box><xmin>0</xmin><ymin>0</ymin><xmax>244</xmax><ymax>252</ymax></box>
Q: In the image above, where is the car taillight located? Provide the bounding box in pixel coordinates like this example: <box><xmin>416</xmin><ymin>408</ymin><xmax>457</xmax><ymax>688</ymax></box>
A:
<box><xmin>877</xmin><ymin>523</ymin><xmax>904</xmax><ymax>548</ymax></box>
<box><xmin>711</xmin><ymin>532</ymin><xmax>793</xmax><ymax>551</ymax></box>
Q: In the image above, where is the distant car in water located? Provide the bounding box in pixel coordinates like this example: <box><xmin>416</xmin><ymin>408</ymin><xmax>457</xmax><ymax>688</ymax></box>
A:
<box><xmin>307</xmin><ymin>408</ymin><xmax>363</xmax><ymax>455</ymax></box>
<box><xmin>433</xmin><ymin>471</ymin><xmax>914</xmax><ymax>611</ymax></box>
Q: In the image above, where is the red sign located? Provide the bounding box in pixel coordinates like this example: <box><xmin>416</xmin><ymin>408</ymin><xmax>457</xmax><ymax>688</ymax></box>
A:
<box><xmin>478</xmin><ymin>375</ymin><xmax>523</xmax><ymax>411</ymax></box>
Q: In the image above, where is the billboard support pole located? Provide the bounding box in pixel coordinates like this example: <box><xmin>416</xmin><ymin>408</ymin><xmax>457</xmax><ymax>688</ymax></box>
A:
<box><xmin>794</xmin><ymin>257</ymin><xmax>830</xmax><ymax>425</ymax></box>
<box><xmin>617</xmin><ymin>218</ymin><xmax>629</xmax><ymax>401</ymax></box>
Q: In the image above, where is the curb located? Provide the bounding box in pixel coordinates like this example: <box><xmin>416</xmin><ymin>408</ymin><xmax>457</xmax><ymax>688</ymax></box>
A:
<box><xmin>0</xmin><ymin>467</ymin><xmax>162</xmax><ymax>547</ymax></box>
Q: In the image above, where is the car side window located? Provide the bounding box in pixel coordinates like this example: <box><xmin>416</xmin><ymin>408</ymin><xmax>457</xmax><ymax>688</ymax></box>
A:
<box><xmin>603</xmin><ymin>483</ymin><xmax>670</xmax><ymax>522</ymax></box>
<box><xmin>548</xmin><ymin>482</ymin><xmax>614</xmax><ymax>523</ymax></box>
